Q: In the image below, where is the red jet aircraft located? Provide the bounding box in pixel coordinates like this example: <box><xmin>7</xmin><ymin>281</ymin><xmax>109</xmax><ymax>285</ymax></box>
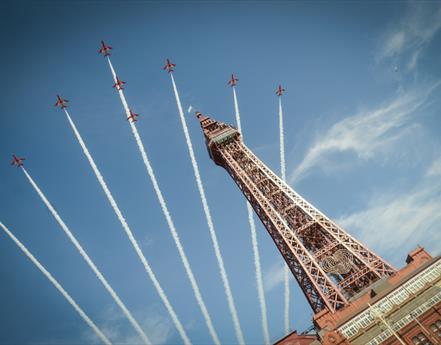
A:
<box><xmin>227</xmin><ymin>74</ymin><xmax>239</xmax><ymax>87</ymax></box>
<box><xmin>54</xmin><ymin>95</ymin><xmax>68</xmax><ymax>109</ymax></box>
<box><xmin>276</xmin><ymin>85</ymin><xmax>285</xmax><ymax>96</ymax></box>
<box><xmin>113</xmin><ymin>77</ymin><xmax>126</xmax><ymax>90</ymax></box>
<box><xmin>127</xmin><ymin>110</ymin><xmax>139</xmax><ymax>123</ymax></box>
<box><xmin>11</xmin><ymin>154</ymin><xmax>25</xmax><ymax>167</ymax></box>
<box><xmin>98</xmin><ymin>41</ymin><xmax>112</xmax><ymax>57</ymax></box>
<box><xmin>163</xmin><ymin>59</ymin><xmax>176</xmax><ymax>73</ymax></box>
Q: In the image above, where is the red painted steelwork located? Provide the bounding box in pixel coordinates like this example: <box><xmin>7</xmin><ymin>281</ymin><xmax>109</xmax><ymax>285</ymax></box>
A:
<box><xmin>198</xmin><ymin>114</ymin><xmax>396</xmax><ymax>314</ymax></box>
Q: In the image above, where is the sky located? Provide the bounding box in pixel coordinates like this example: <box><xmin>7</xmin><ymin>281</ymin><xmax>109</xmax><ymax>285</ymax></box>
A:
<box><xmin>1</xmin><ymin>1</ymin><xmax>441</xmax><ymax>344</ymax></box>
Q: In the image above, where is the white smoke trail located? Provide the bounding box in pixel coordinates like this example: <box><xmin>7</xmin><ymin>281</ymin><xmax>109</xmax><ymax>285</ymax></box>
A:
<box><xmin>279</xmin><ymin>97</ymin><xmax>286</xmax><ymax>182</ymax></box>
<box><xmin>283</xmin><ymin>267</ymin><xmax>290</xmax><ymax>334</ymax></box>
<box><xmin>278</xmin><ymin>96</ymin><xmax>290</xmax><ymax>334</ymax></box>
<box><xmin>170</xmin><ymin>73</ymin><xmax>245</xmax><ymax>345</ymax></box>
<box><xmin>232</xmin><ymin>87</ymin><xmax>242</xmax><ymax>134</ymax></box>
<box><xmin>20</xmin><ymin>167</ymin><xmax>151</xmax><ymax>345</ymax></box>
<box><xmin>232</xmin><ymin>86</ymin><xmax>270</xmax><ymax>345</ymax></box>
<box><xmin>0</xmin><ymin>221</ymin><xmax>112</xmax><ymax>345</ymax></box>
<box><xmin>174</xmin><ymin>73</ymin><xmax>245</xmax><ymax>343</ymax></box>
<box><xmin>247</xmin><ymin>203</ymin><xmax>270</xmax><ymax>345</ymax></box>
<box><xmin>62</xmin><ymin>108</ymin><xmax>190</xmax><ymax>345</ymax></box>
<box><xmin>105</xmin><ymin>57</ymin><xmax>197</xmax><ymax>345</ymax></box>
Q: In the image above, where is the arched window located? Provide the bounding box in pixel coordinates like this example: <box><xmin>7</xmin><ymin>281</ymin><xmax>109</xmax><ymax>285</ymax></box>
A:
<box><xmin>411</xmin><ymin>332</ymin><xmax>432</xmax><ymax>345</ymax></box>
<box><xmin>430</xmin><ymin>320</ymin><xmax>441</xmax><ymax>338</ymax></box>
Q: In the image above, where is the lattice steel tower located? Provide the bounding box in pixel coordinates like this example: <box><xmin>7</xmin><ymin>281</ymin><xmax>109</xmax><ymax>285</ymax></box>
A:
<box><xmin>197</xmin><ymin>113</ymin><xmax>396</xmax><ymax>315</ymax></box>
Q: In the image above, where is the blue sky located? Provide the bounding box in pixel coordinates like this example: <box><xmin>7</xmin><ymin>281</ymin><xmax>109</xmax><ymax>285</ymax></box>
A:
<box><xmin>1</xmin><ymin>1</ymin><xmax>441</xmax><ymax>344</ymax></box>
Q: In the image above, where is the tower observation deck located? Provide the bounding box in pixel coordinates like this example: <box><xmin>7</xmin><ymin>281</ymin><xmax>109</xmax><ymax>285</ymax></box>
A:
<box><xmin>197</xmin><ymin>113</ymin><xmax>441</xmax><ymax>345</ymax></box>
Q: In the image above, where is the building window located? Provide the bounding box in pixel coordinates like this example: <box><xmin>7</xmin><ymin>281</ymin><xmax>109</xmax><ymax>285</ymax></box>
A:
<box><xmin>430</xmin><ymin>320</ymin><xmax>441</xmax><ymax>338</ymax></box>
<box><xmin>412</xmin><ymin>333</ymin><xmax>432</xmax><ymax>345</ymax></box>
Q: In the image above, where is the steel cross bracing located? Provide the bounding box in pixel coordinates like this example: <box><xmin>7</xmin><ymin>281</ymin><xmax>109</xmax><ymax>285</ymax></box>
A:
<box><xmin>198</xmin><ymin>115</ymin><xmax>396</xmax><ymax>314</ymax></box>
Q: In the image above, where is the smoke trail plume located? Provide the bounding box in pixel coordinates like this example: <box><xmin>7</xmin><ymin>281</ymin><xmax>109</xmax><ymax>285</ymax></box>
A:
<box><xmin>170</xmin><ymin>73</ymin><xmax>245</xmax><ymax>345</ymax></box>
<box><xmin>283</xmin><ymin>266</ymin><xmax>290</xmax><ymax>333</ymax></box>
<box><xmin>279</xmin><ymin>97</ymin><xmax>286</xmax><ymax>182</ymax></box>
<box><xmin>105</xmin><ymin>57</ymin><xmax>198</xmax><ymax>345</ymax></box>
<box><xmin>21</xmin><ymin>167</ymin><xmax>151</xmax><ymax>345</ymax></box>
<box><xmin>63</xmin><ymin>107</ymin><xmax>190</xmax><ymax>345</ymax></box>
<box><xmin>278</xmin><ymin>96</ymin><xmax>290</xmax><ymax>334</ymax></box>
<box><xmin>232</xmin><ymin>87</ymin><xmax>242</xmax><ymax>134</ymax></box>
<box><xmin>232</xmin><ymin>86</ymin><xmax>270</xmax><ymax>345</ymax></box>
<box><xmin>0</xmin><ymin>221</ymin><xmax>112</xmax><ymax>345</ymax></box>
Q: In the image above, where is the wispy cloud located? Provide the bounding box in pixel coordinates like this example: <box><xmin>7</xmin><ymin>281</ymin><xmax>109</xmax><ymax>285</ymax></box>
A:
<box><xmin>263</xmin><ymin>261</ymin><xmax>286</xmax><ymax>292</ymax></box>
<box><xmin>140</xmin><ymin>234</ymin><xmax>154</xmax><ymax>248</ymax></box>
<box><xmin>376</xmin><ymin>2</ymin><xmax>441</xmax><ymax>71</ymax></box>
<box><xmin>337</xmin><ymin>158</ymin><xmax>441</xmax><ymax>259</ymax></box>
<box><xmin>426</xmin><ymin>155</ymin><xmax>441</xmax><ymax>177</ymax></box>
<box><xmin>83</xmin><ymin>306</ymin><xmax>173</xmax><ymax>345</ymax></box>
<box><xmin>289</xmin><ymin>82</ymin><xmax>440</xmax><ymax>183</ymax></box>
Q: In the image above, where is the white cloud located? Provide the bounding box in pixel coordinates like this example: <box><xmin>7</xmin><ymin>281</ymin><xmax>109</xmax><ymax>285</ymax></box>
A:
<box><xmin>141</xmin><ymin>234</ymin><xmax>154</xmax><ymax>248</ymax></box>
<box><xmin>426</xmin><ymin>155</ymin><xmax>441</xmax><ymax>176</ymax></box>
<box><xmin>289</xmin><ymin>82</ymin><xmax>439</xmax><ymax>183</ymax></box>
<box><xmin>377</xmin><ymin>2</ymin><xmax>441</xmax><ymax>71</ymax></box>
<box><xmin>83</xmin><ymin>306</ymin><xmax>173</xmax><ymax>345</ymax></box>
<box><xmin>263</xmin><ymin>261</ymin><xmax>286</xmax><ymax>292</ymax></box>
<box><xmin>381</xmin><ymin>31</ymin><xmax>406</xmax><ymax>58</ymax></box>
<box><xmin>337</xmin><ymin>162</ymin><xmax>441</xmax><ymax>259</ymax></box>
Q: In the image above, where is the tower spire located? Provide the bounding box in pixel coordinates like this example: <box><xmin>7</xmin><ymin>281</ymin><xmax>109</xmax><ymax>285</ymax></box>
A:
<box><xmin>198</xmin><ymin>114</ymin><xmax>396</xmax><ymax>314</ymax></box>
